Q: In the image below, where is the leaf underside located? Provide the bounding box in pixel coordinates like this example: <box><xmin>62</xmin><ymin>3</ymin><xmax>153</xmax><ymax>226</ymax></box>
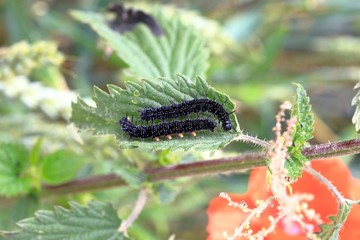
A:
<box><xmin>4</xmin><ymin>201</ymin><xmax>129</xmax><ymax>240</ymax></box>
<box><xmin>71</xmin><ymin>75</ymin><xmax>240</xmax><ymax>151</ymax></box>
<box><xmin>70</xmin><ymin>9</ymin><xmax>209</xmax><ymax>80</ymax></box>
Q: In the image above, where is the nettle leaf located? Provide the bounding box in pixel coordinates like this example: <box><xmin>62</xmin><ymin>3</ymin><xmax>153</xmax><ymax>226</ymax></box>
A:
<box><xmin>318</xmin><ymin>202</ymin><xmax>352</xmax><ymax>239</ymax></box>
<box><xmin>5</xmin><ymin>201</ymin><xmax>129</xmax><ymax>240</ymax></box>
<box><xmin>70</xmin><ymin>9</ymin><xmax>208</xmax><ymax>80</ymax></box>
<box><xmin>0</xmin><ymin>143</ymin><xmax>31</xmax><ymax>197</ymax></box>
<box><xmin>71</xmin><ymin>75</ymin><xmax>240</xmax><ymax>151</ymax></box>
<box><xmin>40</xmin><ymin>150</ymin><xmax>85</xmax><ymax>185</ymax></box>
<box><xmin>287</xmin><ymin>83</ymin><xmax>314</xmax><ymax>178</ymax></box>
<box><xmin>352</xmin><ymin>82</ymin><xmax>360</xmax><ymax>132</ymax></box>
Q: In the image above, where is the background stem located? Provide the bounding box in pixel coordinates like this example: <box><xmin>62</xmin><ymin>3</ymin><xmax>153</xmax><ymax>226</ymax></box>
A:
<box><xmin>42</xmin><ymin>138</ymin><xmax>360</xmax><ymax>197</ymax></box>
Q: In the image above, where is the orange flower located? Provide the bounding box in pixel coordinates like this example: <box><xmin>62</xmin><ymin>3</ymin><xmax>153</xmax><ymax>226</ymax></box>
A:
<box><xmin>207</xmin><ymin>158</ymin><xmax>360</xmax><ymax>239</ymax></box>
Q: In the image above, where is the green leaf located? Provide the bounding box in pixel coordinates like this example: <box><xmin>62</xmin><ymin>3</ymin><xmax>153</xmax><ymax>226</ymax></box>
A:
<box><xmin>154</xmin><ymin>182</ymin><xmax>180</xmax><ymax>204</ymax></box>
<box><xmin>0</xmin><ymin>195</ymin><xmax>39</xmax><ymax>231</ymax></box>
<box><xmin>71</xmin><ymin>75</ymin><xmax>239</xmax><ymax>151</ymax></box>
<box><xmin>287</xmin><ymin>83</ymin><xmax>314</xmax><ymax>178</ymax></box>
<box><xmin>40</xmin><ymin>150</ymin><xmax>85</xmax><ymax>185</ymax></box>
<box><xmin>318</xmin><ymin>202</ymin><xmax>352</xmax><ymax>239</ymax></box>
<box><xmin>70</xmin><ymin>9</ymin><xmax>209</xmax><ymax>80</ymax></box>
<box><xmin>291</xmin><ymin>83</ymin><xmax>314</xmax><ymax>145</ymax></box>
<box><xmin>352</xmin><ymin>82</ymin><xmax>360</xmax><ymax>132</ymax></box>
<box><xmin>158</xmin><ymin>149</ymin><xmax>181</xmax><ymax>165</ymax></box>
<box><xmin>113</xmin><ymin>165</ymin><xmax>146</xmax><ymax>189</ymax></box>
<box><xmin>0</xmin><ymin>143</ymin><xmax>31</xmax><ymax>197</ymax></box>
<box><xmin>29</xmin><ymin>138</ymin><xmax>42</xmax><ymax>166</ymax></box>
<box><xmin>4</xmin><ymin>201</ymin><xmax>129</xmax><ymax>240</ymax></box>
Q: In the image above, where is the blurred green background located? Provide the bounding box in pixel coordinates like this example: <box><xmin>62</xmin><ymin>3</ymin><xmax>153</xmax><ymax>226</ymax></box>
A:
<box><xmin>1</xmin><ymin>0</ymin><xmax>360</xmax><ymax>239</ymax></box>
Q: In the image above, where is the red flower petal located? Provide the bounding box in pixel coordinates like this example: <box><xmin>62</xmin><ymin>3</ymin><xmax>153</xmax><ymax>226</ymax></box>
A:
<box><xmin>207</xmin><ymin>158</ymin><xmax>360</xmax><ymax>239</ymax></box>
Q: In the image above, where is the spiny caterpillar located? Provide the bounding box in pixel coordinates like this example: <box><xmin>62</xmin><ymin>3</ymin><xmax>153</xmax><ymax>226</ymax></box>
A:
<box><xmin>107</xmin><ymin>3</ymin><xmax>164</xmax><ymax>36</ymax></box>
<box><xmin>140</xmin><ymin>98</ymin><xmax>233</xmax><ymax>131</ymax></box>
<box><xmin>120</xmin><ymin>117</ymin><xmax>217</xmax><ymax>140</ymax></box>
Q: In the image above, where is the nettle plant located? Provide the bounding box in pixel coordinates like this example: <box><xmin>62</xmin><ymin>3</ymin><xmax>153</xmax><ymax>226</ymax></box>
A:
<box><xmin>1</xmin><ymin>4</ymin><xmax>360</xmax><ymax>240</ymax></box>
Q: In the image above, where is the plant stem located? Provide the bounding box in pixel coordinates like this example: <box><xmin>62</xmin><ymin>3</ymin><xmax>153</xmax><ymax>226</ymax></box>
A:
<box><xmin>42</xmin><ymin>151</ymin><xmax>267</xmax><ymax>196</ymax></box>
<box><xmin>302</xmin><ymin>138</ymin><xmax>360</xmax><ymax>159</ymax></box>
<box><xmin>118</xmin><ymin>188</ymin><xmax>147</xmax><ymax>233</ymax></box>
<box><xmin>42</xmin><ymin>138</ymin><xmax>360</xmax><ymax>197</ymax></box>
<box><xmin>303</xmin><ymin>166</ymin><xmax>346</xmax><ymax>204</ymax></box>
<box><xmin>303</xmin><ymin>165</ymin><xmax>352</xmax><ymax>239</ymax></box>
<box><xmin>233</xmin><ymin>133</ymin><xmax>271</xmax><ymax>148</ymax></box>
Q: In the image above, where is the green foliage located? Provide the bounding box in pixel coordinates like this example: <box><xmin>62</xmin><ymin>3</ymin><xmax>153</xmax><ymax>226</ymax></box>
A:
<box><xmin>287</xmin><ymin>83</ymin><xmax>314</xmax><ymax>178</ymax></box>
<box><xmin>3</xmin><ymin>201</ymin><xmax>129</xmax><ymax>240</ymax></box>
<box><xmin>70</xmin><ymin>9</ymin><xmax>209</xmax><ymax>80</ymax></box>
<box><xmin>0</xmin><ymin>1</ymin><xmax>358</xmax><ymax>240</ymax></box>
<box><xmin>40</xmin><ymin>150</ymin><xmax>85</xmax><ymax>185</ymax></box>
<box><xmin>0</xmin><ymin>143</ymin><xmax>31</xmax><ymax>197</ymax></box>
<box><xmin>0</xmin><ymin>41</ymin><xmax>64</xmax><ymax>80</ymax></box>
<box><xmin>29</xmin><ymin>138</ymin><xmax>42</xmax><ymax>166</ymax></box>
<box><xmin>352</xmin><ymin>82</ymin><xmax>360</xmax><ymax>132</ymax></box>
<box><xmin>71</xmin><ymin>75</ymin><xmax>239</xmax><ymax>151</ymax></box>
<box><xmin>318</xmin><ymin>202</ymin><xmax>352</xmax><ymax>239</ymax></box>
<box><xmin>158</xmin><ymin>149</ymin><xmax>181</xmax><ymax>165</ymax></box>
<box><xmin>0</xmin><ymin>141</ymin><xmax>87</xmax><ymax>197</ymax></box>
<box><xmin>113</xmin><ymin>165</ymin><xmax>146</xmax><ymax>188</ymax></box>
<box><xmin>0</xmin><ymin>195</ymin><xmax>39</xmax><ymax>231</ymax></box>
<box><xmin>154</xmin><ymin>182</ymin><xmax>180</xmax><ymax>204</ymax></box>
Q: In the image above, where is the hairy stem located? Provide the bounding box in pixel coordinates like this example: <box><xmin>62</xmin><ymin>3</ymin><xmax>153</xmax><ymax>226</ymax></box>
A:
<box><xmin>303</xmin><ymin>165</ymin><xmax>352</xmax><ymax>239</ymax></box>
<box><xmin>303</xmin><ymin>165</ymin><xmax>346</xmax><ymax>203</ymax></box>
<box><xmin>42</xmin><ymin>138</ymin><xmax>360</xmax><ymax>197</ymax></box>
<box><xmin>233</xmin><ymin>133</ymin><xmax>271</xmax><ymax>148</ymax></box>
<box><xmin>302</xmin><ymin>138</ymin><xmax>360</xmax><ymax>159</ymax></box>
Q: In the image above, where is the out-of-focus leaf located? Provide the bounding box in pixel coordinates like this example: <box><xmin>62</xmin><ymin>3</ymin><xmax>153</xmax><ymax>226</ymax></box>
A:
<box><xmin>4</xmin><ymin>201</ymin><xmax>129</xmax><ymax>240</ymax></box>
<box><xmin>70</xmin><ymin>9</ymin><xmax>209</xmax><ymax>80</ymax></box>
<box><xmin>154</xmin><ymin>182</ymin><xmax>180</xmax><ymax>204</ymax></box>
<box><xmin>29</xmin><ymin>138</ymin><xmax>42</xmax><ymax>166</ymax></box>
<box><xmin>113</xmin><ymin>165</ymin><xmax>146</xmax><ymax>188</ymax></box>
<box><xmin>0</xmin><ymin>143</ymin><xmax>31</xmax><ymax>197</ymax></box>
<box><xmin>352</xmin><ymin>82</ymin><xmax>360</xmax><ymax>132</ymax></box>
<box><xmin>0</xmin><ymin>195</ymin><xmax>39</xmax><ymax>231</ymax></box>
<box><xmin>40</xmin><ymin>150</ymin><xmax>85</xmax><ymax>185</ymax></box>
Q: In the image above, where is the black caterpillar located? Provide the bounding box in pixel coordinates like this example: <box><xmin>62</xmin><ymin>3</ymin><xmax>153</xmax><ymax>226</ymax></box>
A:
<box><xmin>140</xmin><ymin>98</ymin><xmax>233</xmax><ymax>131</ymax></box>
<box><xmin>120</xmin><ymin>117</ymin><xmax>217</xmax><ymax>140</ymax></box>
<box><xmin>107</xmin><ymin>3</ymin><xmax>164</xmax><ymax>36</ymax></box>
